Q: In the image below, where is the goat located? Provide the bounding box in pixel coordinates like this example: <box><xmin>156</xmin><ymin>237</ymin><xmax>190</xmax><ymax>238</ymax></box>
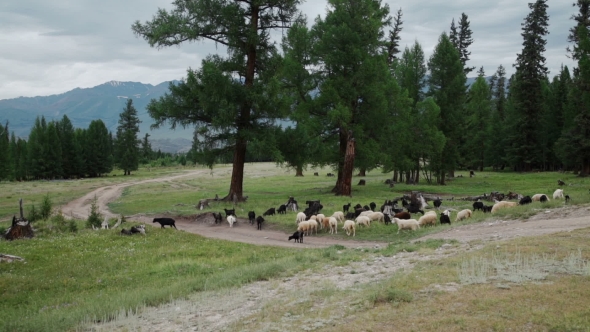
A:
<box><xmin>433</xmin><ymin>198</ymin><xmax>442</xmax><ymax>210</ymax></box>
<box><xmin>288</xmin><ymin>230</ymin><xmax>303</xmax><ymax>243</ymax></box>
<box><xmin>277</xmin><ymin>204</ymin><xmax>287</xmax><ymax>214</ymax></box>
<box><xmin>256</xmin><ymin>216</ymin><xmax>264</xmax><ymax>230</ymax></box>
<box><xmin>153</xmin><ymin>217</ymin><xmax>177</xmax><ymax>229</ymax></box>
<box><xmin>393</xmin><ymin>211</ymin><xmax>411</xmax><ymax>220</ymax></box>
<box><xmin>248</xmin><ymin>211</ymin><xmax>256</xmax><ymax>225</ymax></box>
<box><xmin>224</xmin><ymin>208</ymin><xmax>236</xmax><ymax>217</ymax></box>
<box><xmin>263</xmin><ymin>207</ymin><xmax>276</xmax><ymax>216</ymax></box>
<box><xmin>519</xmin><ymin>196</ymin><xmax>532</xmax><ymax>205</ymax></box>
<box><xmin>369</xmin><ymin>202</ymin><xmax>376</xmax><ymax>211</ymax></box>
<box><xmin>440</xmin><ymin>210</ymin><xmax>451</xmax><ymax>224</ymax></box>
<box><xmin>343</xmin><ymin>202</ymin><xmax>351</xmax><ymax>213</ymax></box>
<box><xmin>472</xmin><ymin>201</ymin><xmax>484</xmax><ymax>211</ymax></box>
<box><xmin>120</xmin><ymin>228</ymin><xmax>133</xmax><ymax>236</ymax></box>
<box><xmin>213</xmin><ymin>212</ymin><xmax>223</xmax><ymax>224</ymax></box>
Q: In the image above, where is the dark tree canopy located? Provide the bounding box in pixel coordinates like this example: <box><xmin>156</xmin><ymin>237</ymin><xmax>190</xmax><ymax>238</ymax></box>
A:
<box><xmin>115</xmin><ymin>99</ymin><xmax>141</xmax><ymax>175</ymax></box>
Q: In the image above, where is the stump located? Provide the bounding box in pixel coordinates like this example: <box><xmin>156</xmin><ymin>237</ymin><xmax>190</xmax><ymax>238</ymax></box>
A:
<box><xmin>5</xmin><ymin>199</ymin><xmax>34</xmax><ymax>240</ymax></box>
<box><xmin>357</xmin><ymin>179</ymin><xmax>366</xmax><ymax>186</ymax></box>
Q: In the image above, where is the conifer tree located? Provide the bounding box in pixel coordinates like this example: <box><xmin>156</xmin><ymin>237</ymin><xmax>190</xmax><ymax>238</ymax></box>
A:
<box><xmin>85</xmin><ymin>120</ymin><xmax>113</xmax><ymax>177</ymax></box>
<box><xmin>464</xmin><ymin>70</ymin><xmax>492</xmax><ymax>171</ymax></box>
<box><xmin>45</xmin><ymin>121</ymin><xmax>63</xmax><ymax>179</ymax></box>
<box><xmin>505</xmin><ymin>0</ymin><xmax>549</xmax><ymax>171</ymax></box>
<box><xmin>133</xmin><ymin>0</ymin><xmax>301</xmax><ymax>201</ymax></box>
<box><xmin>449</xmin><ymin>13</ymin><xmax>475</xmax><ymax>74</ymax></box>
<box><xmin>387</xmin><ymin>8</ymin><xmax>404</xmax><ymax>65</ymax></box>
<box><xmin>27</xmin><ymin>117</ymin><xmax>47</xmax><ymax>179</ymax></box>
<box><xmin>115</xmin><ymin>99</ymin><xmax>141</xmax><ymax>175</ymax></box>
<box><xmin>0</xmin><ymin>122</ymin><xmax>11</xmax><ymax>180</ymax></box>
<box><xmin>58</xmin><ymin>115</ymin><xmax>82</xmax><ymax>179</ymax></box>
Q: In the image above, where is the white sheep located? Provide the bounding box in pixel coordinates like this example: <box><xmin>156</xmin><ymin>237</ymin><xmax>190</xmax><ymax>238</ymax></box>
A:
<box><xmin>332</xmin><ymin>211</ymin><xmax>345</xmax><ymax>223</ymax></box>
<box><xmin>316</xmin><ymin>214</ymin><xmax>326</xmax><ymax>228</ymax></box>
<box><xmin>367</xmin><ymin>211</ymin><xmax>385</xmax><ymax>223</ymax></box>
<box><xmin>418</xmin><ymin>213</ymin><xmax>437</xmax><ymax>227</ymax></box>
<box><xmin>359</xmin><ymin>210</ymin><xmax>374</xmax><ymax>217</ymax></box>
<box><xmin>553</xmin><ymin>189</ymin><xmax>564</xmax><ymax>199</ymax></box>
<box><xmin>227</xmin><ymin>215</ymin><xmax>237</xmax><ymax>228</ymax></box>
<box><xmin>455</xmin><ymin>209</ymin><xmax>473</xmax><ymax>222</ymax></box>
<box><xmin>392</xmin><ymin>218</ymin><xmax>420</xmax><ymax>234</ymax></box>
<box><xmin>297</xmin><ymin>220</ymin><xmax>312</xmax><ymax>236</ymax></box>
<box><xmin>328</xmin><ymin>217</ymin><xmax>338</xmax><ymax>234</ymax></box>
<box><xmin>491</xmin><ymin>201</ymin><xmax>517</xmax><ymax>213</ymax></box>
<box><xmin>307</xmin><ymin>219</ymin><xmax>318</xmax><ymax>235</ymax></box>
<box><xmin>532</xmin><ymin>194</ymin><xmax>550</xmax><ymax>202</ymax></box>
<box><xmin>296</xmin><ymin>212</ymin><xmax>307</xmax><ymax>225</ymax></box>
<box><xmin>355</xmin><ymin>215</ymin><xmax>371</xmax><ymax>227</ymax></box>
<box><xmin>343</xmin><ymin>220</ymin><xmax>356</xmax><ymax>236</ymax></box>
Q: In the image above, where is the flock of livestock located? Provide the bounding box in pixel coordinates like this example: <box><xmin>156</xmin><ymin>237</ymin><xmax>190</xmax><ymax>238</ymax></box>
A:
<box><xmin>141</xmin><ymin>186</ymin><xmax>570</xmax><ymax>243</ymax></box>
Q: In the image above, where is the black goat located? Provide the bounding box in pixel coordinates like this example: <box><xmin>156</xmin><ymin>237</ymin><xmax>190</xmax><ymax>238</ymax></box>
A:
<box><xmin>440</xmin><ymin>212</ymin><xmax>451</xmax><ymax>225</ymax></box>
<box><xmin>565</xmin><ymin>194</ymin><xmax>571</xmax><ymax>203</ymax></box>
<box><xmin>153</xmin><ymin>217</ymin><xmax>177</xmax><ymax>229</ymax></box>
<box><xmin>213</xmin><ymin>212</ymin><xmax>223</xmax><ymax>224</ymax></box>
<box><xmin>369</xmin><ymin>202</ymin><xmax>376</xmax><ymax>211</ymax></box>
<box><xmin>343</xmin><ymin>202</ymin><xmax>351</xmax><ymax>212</ymax></box>
<box><xmin>384</xmin><ymin>213</ymin><xmax>392</xmax><ymax>225</ymax></box>
<box><xmin>519</xmin><ymin>196</ymin><xmax>532</xmax><ymax>205</ymax></box>
<box><xmin>256</xmin><ymin>216</ymin><xmax>264</xmax><ymax>230</ymax></box>
<box><xmin>277</xmin><ymin>204</ymin><xmax>287</xmax><ymax>214</ymax></box>
<box><xmin>120</xmin><ymin>228</ymin><xmax>133</xmax><ymax>236</ymax></box>
<box><xmin>248</xmin><ymin>211</ymin><xmax>256</xmax><ymax>225</ymax></box>
<box><xmin>354</xmin><ymin>203</ymin><xmax>363</xmax><ymax>209</ymax></box>
<box><xmin>288</xmin><ymin>230</ymin><xmax>303</xmax><ymax>243</ymax></box>
<box><xmin>224</xmin><ymin>208</ymin><xmax>236</xmax><ymax>217</ymax></box>
<box><xmin>363</xmin><ymin>205</ymin><xmax>371</xmax><ymax>211</ymax></box>
<box><xmin>345</xmin><ymin>212</ymin><xmax>356</xmax><ymax>220</ymax></box>
<box><xmin>482</xmin><ymin>205</ymin><xmax>493</xmax><ymax>213</ymax></box>
<box><xmin>263</xmin><ymin>207</ymin><xmax>276</xmax><ymax>216</ymax></box>
<box><xmin>314</xmin><ymin>172</ymin><xmax>319</xmax><ymax>176</ymax></box>
<box><xmin>540</xmin><ymin>195</ymin><xmax>548</xmax><ymax>203</ymax></box>
<box><xmin>473</xmin><ymin>201</ymin><xmax>484</xmax><ymax>211</ymax></box>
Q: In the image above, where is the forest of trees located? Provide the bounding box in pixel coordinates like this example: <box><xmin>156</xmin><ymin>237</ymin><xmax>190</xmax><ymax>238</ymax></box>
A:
<box><xmin>2</xmin><ymin>0</ymin><xmax>590</xmax><ymax>197</ymax></box>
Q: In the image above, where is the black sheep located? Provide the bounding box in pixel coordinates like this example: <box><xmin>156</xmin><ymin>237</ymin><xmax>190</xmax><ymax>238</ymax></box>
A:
<box><xmin>519</xmin><ymin>196</ymin><xmax>532</xmax><ymax>205</ymax></box>
<box><xmin>248</xmin><ymin>211</ymin><xmax>256</xmax><ymax>225</ymax></box>
<box><xmin>384</xmin><ymin>213</ymin><xmax>392</xmax><ymax>225</ymax></box>
<box><xmin>354</xmin><ymin>203</ymin><xmax>363</xmax><ymax>209</ymax></box>
<box><xmin>263</xmin><ymin>208</ymin><xmax>276</xmax><ymax>216</ymax></box>
<box><xmin>369</xmin><ymin>202</ymin><xmax>376</xmax><ymax>211</ymax></box>
<box><xmin>345</xmin><ymin>212</ymin><xmax>356</xmax><ymax>220</ymax></box>
<box><xmin>440</xmin><ymin>212</ymin><xmax>451</xmax><ymax>225</ymax></box>
<box><xmin>540</xmin><ymin>195</ymin><xmax>548</xmax><ymax>203</ymax></box>
<box><xmin>288</xmin><ymin>230</ymin><xmax>303</xmax><ymax>243</ymax></box>
<box><xmin>256</xmin><ymin>216</ymin><xmax>264</xmax><ymax>230</ymax></box>
<box><xmin>152</xmin><ymin>217</ymin><xmax>177</xmax><ymax>229</ymax></box>
<box><xmin>224</xmin><ymin>208</ymin><xmax>236</xmax><ymax>217</ymax></box>
<box><xmin>565</xmin><ymin>194</ymin><xmax>571</xmax><ymax>203</ymax></box>
<box><xmin>482</xmin><ymin>205</ymin><xmax>493</xmax><ymax>213</ymax></box>
<box><xmin>213</xmin><ymin>212</ymin><xmax>223</xmax><ymax>224</ymax></box>
<box><xmin>472</xmin><ymin>201</ymin><xmax>484</xmax><ymax>211</ymax></box>
<box><xmin>434</xmin><ymin>199</ymin><xmax>442</xmax><ymax>210</ymax></box>
<box><xmin>120</xmin><ymin>228</ymin><xmax>133</xmax><ymax>235</ymax></box>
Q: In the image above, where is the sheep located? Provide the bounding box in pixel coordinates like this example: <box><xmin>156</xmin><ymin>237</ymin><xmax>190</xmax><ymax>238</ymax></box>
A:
<box><xmin>224</xmin><ymin>208</ymin><xmax>236</xmax><ymax>217</ymax></box>
<box><xmin>491</xmin><ymin>201</ymin><xmax>518</xmax><ymax>213</ymax></box>
<box><xmin>153</xmin><ymin>217</ymin><xmax>177</xmax><ymax>229</ymax></box>
<box><xmin>343</xmin><ymin>220</ymin><xmax>356</xmax><ymax>236</ymax></box>
<box><xmin>553</xmin><ymin>189</ymin><xmax>565</xmax><ymax>199</ymax></box>
<box><xmin>418</xmin><ymin>213</ymin><xmax>437</xmax><ymax>227</ymax></box>
<box><xmin>540</xmin><ymin>194</ymin><xmax>549</xmax><ymax>203</ymax></box>
<box><xmin>288</xmin><ymin>230</ymin><xmax>303</xmax><ymax>243</ymax></box>
<box><xmin>297</xmin><ymin>220</ymin><xmax>312</xmax><ymax>236</ymax></box>
<box><xmin>263</xmin><ymin>207</ymin><xmax>276</xmax><ymax>216</ymax></box>
<box><xmin>440</xmin><ymin>210</ymin><xmax>451</xmax><ymax>225</ymax></box>
<box><xmin>256</xmin><ymin>216</ymin><xmax>264</xmax><ymax>230</ymax></box>
<box><xmin>296</xmin><ymin>212</ymin><xmax>307</xmax><ymax>225</ymax></box>
<box><xmin>392</xmin><ymin>218</ymin><xmax>420</xmax><ymax>234</ymax></box>
<box><xmin>519</xmin><ymin>196</ymin><xmax>532</xmax><ymax>205</ymax></box>
<box><xmin>320</xmin><ymin>217</ymin><xmax>330</xmax><ymax>231</ymax></box>
<box><xmin>227</xmin><ymin>215</ymin><xmax>237</xmax><ymax>228</ymax></box>
<box><xmin>367</xmin><ymin>211</ymin><xmax>385</xmax><ymax>223</ymax></box>
<box><xmin>277</xmin><ymin>204</ymin><xmax>287</xmax><ymax>214</ymax></box>
<box><xmin>332</xmin><ymin>211</ymin><xmax>345</xmax><ymax>223</ymax></box>
<box><xmin>472</xmin><ymin>201</ymin><xmax>484</xmax><ymax>211</ymax></box>
<box><xmin>307</xmin><ymin>219</ymin><xmax>318</xmax><ymax>235</ymax></box>
<box><xmin>345</xmin><ymin>212</ymin><xmax>356</xmax><ymax>220</ymax></box>
<box><xmin>532</xmin><ymin>194</ymin><xmax>550</xmax><ymax>202</ymax></box>
<box><xmin>130</xmin><ymin>225</ymin><xmax>145</xmax><ymax>235</ymax></box>
<box><xmin>393</xmin><ymin>211</ymin><xmax>411</xmax><ymax>220</ymax></box>
<box><xmin>328</xmin><ymin>217</ymin><xmax>338</xmax><ymax>234</ymax></box>
<box><xmin>343</xmin><ymin>203</ymin><xmax>351</xmax><ymax>212</ymax></box>
<box><xmin>316</xmin><ymin>213</ymin><xmax>326</xmax><ymax>223</ymax></box>
<box><xmin>359</xmin><ymin>210</ymin><xmax>374</xmax><ymax>217</ymax></box>
<box><xmin>355</xmin><ymin>215</ymin><xmax>371</xmax><ymax>228</ymax></box>
<box><xmin>248</xmin><ymin>211</ymin><xmax>256</xmax><ymax>225</ymax></box>
<box><xmin>482</xmin><ymin>205</ymin><xmax>493</xmax><ymax>213</ymax></box>
<box><xmin>433</xmin><ymin>198</ymin><xmax>442</xmax><ymax>210</ymax></box>
<box><xmin>455</xmin><ymin>209</ymin><xmax>473</xmax><ymax>222</ymax></box>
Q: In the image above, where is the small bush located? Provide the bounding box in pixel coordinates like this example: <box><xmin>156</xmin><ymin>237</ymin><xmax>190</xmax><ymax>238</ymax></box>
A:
<box><xmin>86</xmin><ymin>196</ymin><xmax>102</xmax><ymax>229</ymax></box>
<box><xmin>369</xmin><ymin>287</ymin><xmax>413</xmax><ymax>304</ymax></box>
<box><xmin>27</xmin><ymin>203</ymin><xmax>42</xmax><ymax>222</ymax></box>
<box><xmin>40</xmin><ymin>194</ymin><xmax>53</xmax><ymax>220</ymax></box>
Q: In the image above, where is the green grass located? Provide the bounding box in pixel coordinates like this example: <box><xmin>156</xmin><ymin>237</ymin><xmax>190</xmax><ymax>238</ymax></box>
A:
<box><xmin>0</xmin><ymin>223</ymin><xmax>364</xmax><ymax>332</ymax></box>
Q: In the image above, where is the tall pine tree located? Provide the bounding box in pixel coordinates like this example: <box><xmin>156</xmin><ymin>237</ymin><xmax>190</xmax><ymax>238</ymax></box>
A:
<box><xmin>115</xmin><ymin>99</ymin><xmax>141</xmax><ymax>175</ymax></box>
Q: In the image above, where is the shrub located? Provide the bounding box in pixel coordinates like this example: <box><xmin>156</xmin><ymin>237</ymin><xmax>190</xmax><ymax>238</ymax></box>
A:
<box><xmin>40</xmin><ymin>194</ymin><xmax>53</xmax><ymax>220</ymax></box>
<box><xmin>27</xmin><ymin>203</ymin><xmax>42</xmax><ymax>222</ymax></box>
<box><xmin>86</xmin><ymin>196</ymin><xmax>102</xmax><ymax>229</ymax></box>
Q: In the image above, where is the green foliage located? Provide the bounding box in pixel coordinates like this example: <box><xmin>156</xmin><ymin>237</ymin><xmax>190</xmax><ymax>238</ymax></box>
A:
<box><xmin>84</xmin><ymin>120</ymin><xmax>114</xmax><ymax>177</ymax></box>
<box><xmin>86</xmin><ymin>196</ymin><xmax>102</xmax><ymax>229</ymax></box>
<box><xmin>115</xmin><ymin>99</ymin><xmax>141</xmax><ymax>175</ymax></box>
<box><xmin>0</xmin><ymin>121</ymin><xmax>11</xmax><ymax>180</ymax></box>
<box><xmin>464</xmin><ymin>75</ymin><xmax>492</xmax><ymax>170</ymax></box>
<box><xmin>27</xmin><ymin>203</ymin><xmax>42</xmax><ymax>222</ymax></box>
<box><xmin>40</xmin><ymin>194</ymin><xmax>53</xmax><ymax>220</ymax></box>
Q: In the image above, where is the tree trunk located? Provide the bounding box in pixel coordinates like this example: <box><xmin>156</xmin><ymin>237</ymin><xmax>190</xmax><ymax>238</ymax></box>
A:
<box><xmin>332</xmin><ymin>128</ymin><xmax>349</xmax><ymax>193</ymax></box>
<box><xmin>581</xmin><ymin>158</ymin><xmax>590</xmax><ymax>177</ymax></box>
<box><xmin>334</xmin><ymin>130</ymin><xmax>355</xmax><ymax>196</ymax></box>
<box><xmin>295</xmin><ymin>165</ymin><xmax>304</xmax><ymax>177</ymax></box>
<box><xmin>225</xmin><ymin>139</ymin><xmax>247</xmax><ymax>201</ymax></box>
<box><xmin>357</xmin><ymin>168</ymin><xmax>366</xmax><ymax>177</ymax></box>
<box><xmin>393</xmin><ymin>170</ymin><xmax>398</xmax><ymax>182</ymax></box>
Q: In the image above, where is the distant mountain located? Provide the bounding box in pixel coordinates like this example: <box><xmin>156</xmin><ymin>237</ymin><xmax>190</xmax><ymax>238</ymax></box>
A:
<box><xmin>0</xmin><ymin>80</ymin><xmax>193</xmax><ymax>153</ymax></box>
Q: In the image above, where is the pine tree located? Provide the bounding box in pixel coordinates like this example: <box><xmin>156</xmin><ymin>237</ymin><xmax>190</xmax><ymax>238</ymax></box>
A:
<box><xmin>505</xmin><ymin>0</ymin><xmax>549</xmax><ymax>171</ymax></box>
<box><xmin>85</xmin><ymin>120</ymin><xmax>113</xmax><ymax>177</ymax></box>
<box><xmin>486</xmin><ymin>64</ymin><xmax>508</xmax><ymax>169</ymax></box>
<box><xmin>133</xmin><ymin>0</ymin><xmax>301</xmax><ymax>201</ymax></box>
<box><xmin>464</xmin><ymin>71</ymin><xmax>492</xmax><ymax>171</ymax></box>
<box><xmin>427</xmin><ymin>32</ymin><xmax>467</xmax><ymax>184</ymax></box>
<box><xmin>45</xmin><ymin>121</ymin><xmax>63</xmax><ymax>179</ymax></box>
<box><xmin>27</xmin><ymin>117</ymin><xmax>46</xmax><ymax>179</ymax></box>
<box><xmin>115</xmin><ymin>99</ymin><xmax>141</xmax><ymax>175</ymax></box>
<box><xmin>387</xmin><ymin>8</ymin><xmax>403</xmax><ymax>65</ymax></box>
<box><xmin>58</xmin><ymin>115</ymin><xmax>81</xmax><ymax>179</ymax></box>
<box><xmin>0</xmin><ymin>122</ymin><xmax>11</xmax><ymax>180</ymax></box>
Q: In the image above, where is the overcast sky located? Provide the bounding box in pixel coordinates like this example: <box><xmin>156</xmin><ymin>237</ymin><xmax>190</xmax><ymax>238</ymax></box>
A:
<box><xmin>0</xmin><ymin>0</ymin><xmax>577</xmax><ymax>100</ymax></box>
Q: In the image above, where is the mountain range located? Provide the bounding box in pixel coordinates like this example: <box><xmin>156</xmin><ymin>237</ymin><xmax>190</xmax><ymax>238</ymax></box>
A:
<box><xmin>0</xmin><ymin>80</ymin><xmax>193</xmax><ymax>153</ymax></box>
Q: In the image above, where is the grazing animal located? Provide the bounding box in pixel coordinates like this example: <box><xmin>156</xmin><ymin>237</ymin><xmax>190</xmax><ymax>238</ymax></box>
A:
<box><xmin>354</xmin><ymin>203</ymin><xmax>363</xmax><ymax>209</ymax></box>
<box><xmin>393</xmin><ymin>211</ymin><xmax>411</xmax><ymax>220</ymax></box>
<box><xmin>263</xmin><ymin>207</ymin><xmax>276</xmax><ymax>216</ymax></box>
<box><xmin>327</xmin><ymin>173</ymin><xmax>335</xmax><ymax>177</ymax></box>
<box><xmin>384</xmin><ymin>213</ymin><xmax>392</xmax><ymax>225</ymax></box>
<box><xmin>455</xmin><ymin>209</ymin><xmax>473</xmax><ymax>222</ymax></box>
<box><xmin>440</xmin><ymin>210</ymin><xmax>451</xmax><ymax>225</ymax></box>
<box><xmin>392</xmin><ymin>218</ymin><xmax>420</xmax><ymax>234</ymax></box>
<box><xmin>227</xmin><ymin>215</ymin><xmax>237</xmax><ymax>228</ymax></box>
<box><xmin>519</xmin><ymin>196</ymin><xmax>532</xmax><ymax>205</ymax></box>
<box><xmin>553</xmin><ymin>189</ymin><xmax>565</xmax><ymax>199</ymax></box>
<box><xmin>482</xmin><ymin>205</ymin><xmax>493</xmax><ymax>213</ymax></box>
<box><xmin>256</xmin><ymin>216</ymin><xmax>264</xmax><ymax>230</ymax></box>
<box><xmin>297</xmin><ymin>220</ymin><xmax>312</xmax><ymax>236</ymax></box>
<box><xmin>328</xmin><ymin>217</ymin><xmax>338</xmax><ymax>234</ymax></box>
<box><xmin>288</xmin><ymin>230</ymin><xmax>303</xmax><ymax>243</ymax></box>
<box><xmin>224</xmin><ymin>208</ymin><xmax>236</xmax><ymax>217</ymax></box>
<box><xmin>367</xmin><ymin>212</ymin><xmax>385</xmax><ymax>223</ymax></box>
<box><xmin>296</xmin><ymin>212</ymin><xmax>307</xmax><ymax>225</ymax></box>
<box><xmin>248</xmin><ymin>211</ymin><xmax>256</xmax><ymax>225</ymax></box>
<box><xmin>120</xmin><ymin>228</ymin><xmax>133</xmax><ymax>236</ymax></box>
<box><xmin>343</xmin><ymin>220</ymin><xmax>356</xmax><ymax>236</ymax></box>
<box><xmin>540</xmin><ymin>194</ymin><xmax>549</xmax><ymax>203</ymax></box>
<box><xmin>355</xmin><ymin>215</ymin><xmax>371</xmax><ymax>227</ymax></box>
<box><xmin>532</xmin><ymin>194</ymin><xmax>550</xmax><ymax>202</ymax></box>
<box><xmin>433</xmin><ymin>198</ymin><xmax>442</xmax><ymax>210</ymax></box>
<box><xmin>277</xmin><ymin>204</ymin><xmax>287</xmax><ymax>214</ymax></box>
<box><xmin>345</xmin><ymin>212</ymin><xmax>356</xmax><ymax>220</ymax></box>
<box><xmin>316</xmin><ymin>214</ymin><xmax>326</xmax><ymax>226</ymax></box>
<box><xmin>491</xmin><ymin>201</ymin><xmax>518</xmax><ymax>213</ymax></box>
<box><xmin>472</xmin><ymin>201</ymin><xmax>484</xmax><ymax>211</ymax></box>
<box><xmin>320</xmin><ymin>217</ymin><xmax>330</xmax><ymax>231</ymax></box>
<box><xmin>418</xmin><ymin>213</ymin><xmax>437</xmax><ymax>227</ymax></box>
<box><xmin>313</xmin><ymin>172</ymin><xmax>319</xmax><ymax>176</ymax></box>
<box><xmin>369</xmin><ymin>202</ymin><xmax>376</xmax><ymax>211</ymax></box>
<box><xmin>558</xmin><ymin>179</ymin><xmax>566</xmax><ymax>186</ymax></box>
<box><xmin>470</xmin><ymin>170</ymin><xmax>475</xmax><ymax>177</ymax></box>
<box><xmin>343</xmin><ymin>203</ymin><xmax>351</xmax><ymax>212</ymax></box>
<box><xmin>331</xmin><ymin>211</ymin><xmax>345</xmax><ymax>223</ymax></box>
<box><xmin>130</xmin><ymin>225</ymin><xmax>145</xmax><ymax>235</ymax></box>
<box><xmin>153</xmin><ymin>217</ymin><xmax>177</xmax><ymax>229</ymax></box>
<box><xmin>213</xmin><ymin>212</ymin><xmax>223</xmax><ymax>224</ymax></box>
<box><xmin>565</xmin><ymin>194</ymin><xmax>571</xmax><ymax>203</ymax></box>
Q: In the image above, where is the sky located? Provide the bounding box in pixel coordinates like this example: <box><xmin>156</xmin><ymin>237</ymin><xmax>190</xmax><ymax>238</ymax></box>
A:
<box><xmin>0</xmin><ymin>0</ymin><xmax>577</xmax><ymax>101</ymax></box>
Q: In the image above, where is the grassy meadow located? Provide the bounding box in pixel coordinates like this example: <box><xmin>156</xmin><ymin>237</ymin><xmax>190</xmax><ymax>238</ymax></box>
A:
<box><xmin>1</xmin><ymin>162</ymin><xmax>590</xmax><ymax>331</ymax></box>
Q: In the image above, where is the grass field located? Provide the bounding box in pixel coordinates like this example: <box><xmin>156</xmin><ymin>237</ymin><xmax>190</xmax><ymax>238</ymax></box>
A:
<box><xmin>1</xmin><ymin>163</ymin><xmax>590</xmax><ymax>331</ymax></box>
